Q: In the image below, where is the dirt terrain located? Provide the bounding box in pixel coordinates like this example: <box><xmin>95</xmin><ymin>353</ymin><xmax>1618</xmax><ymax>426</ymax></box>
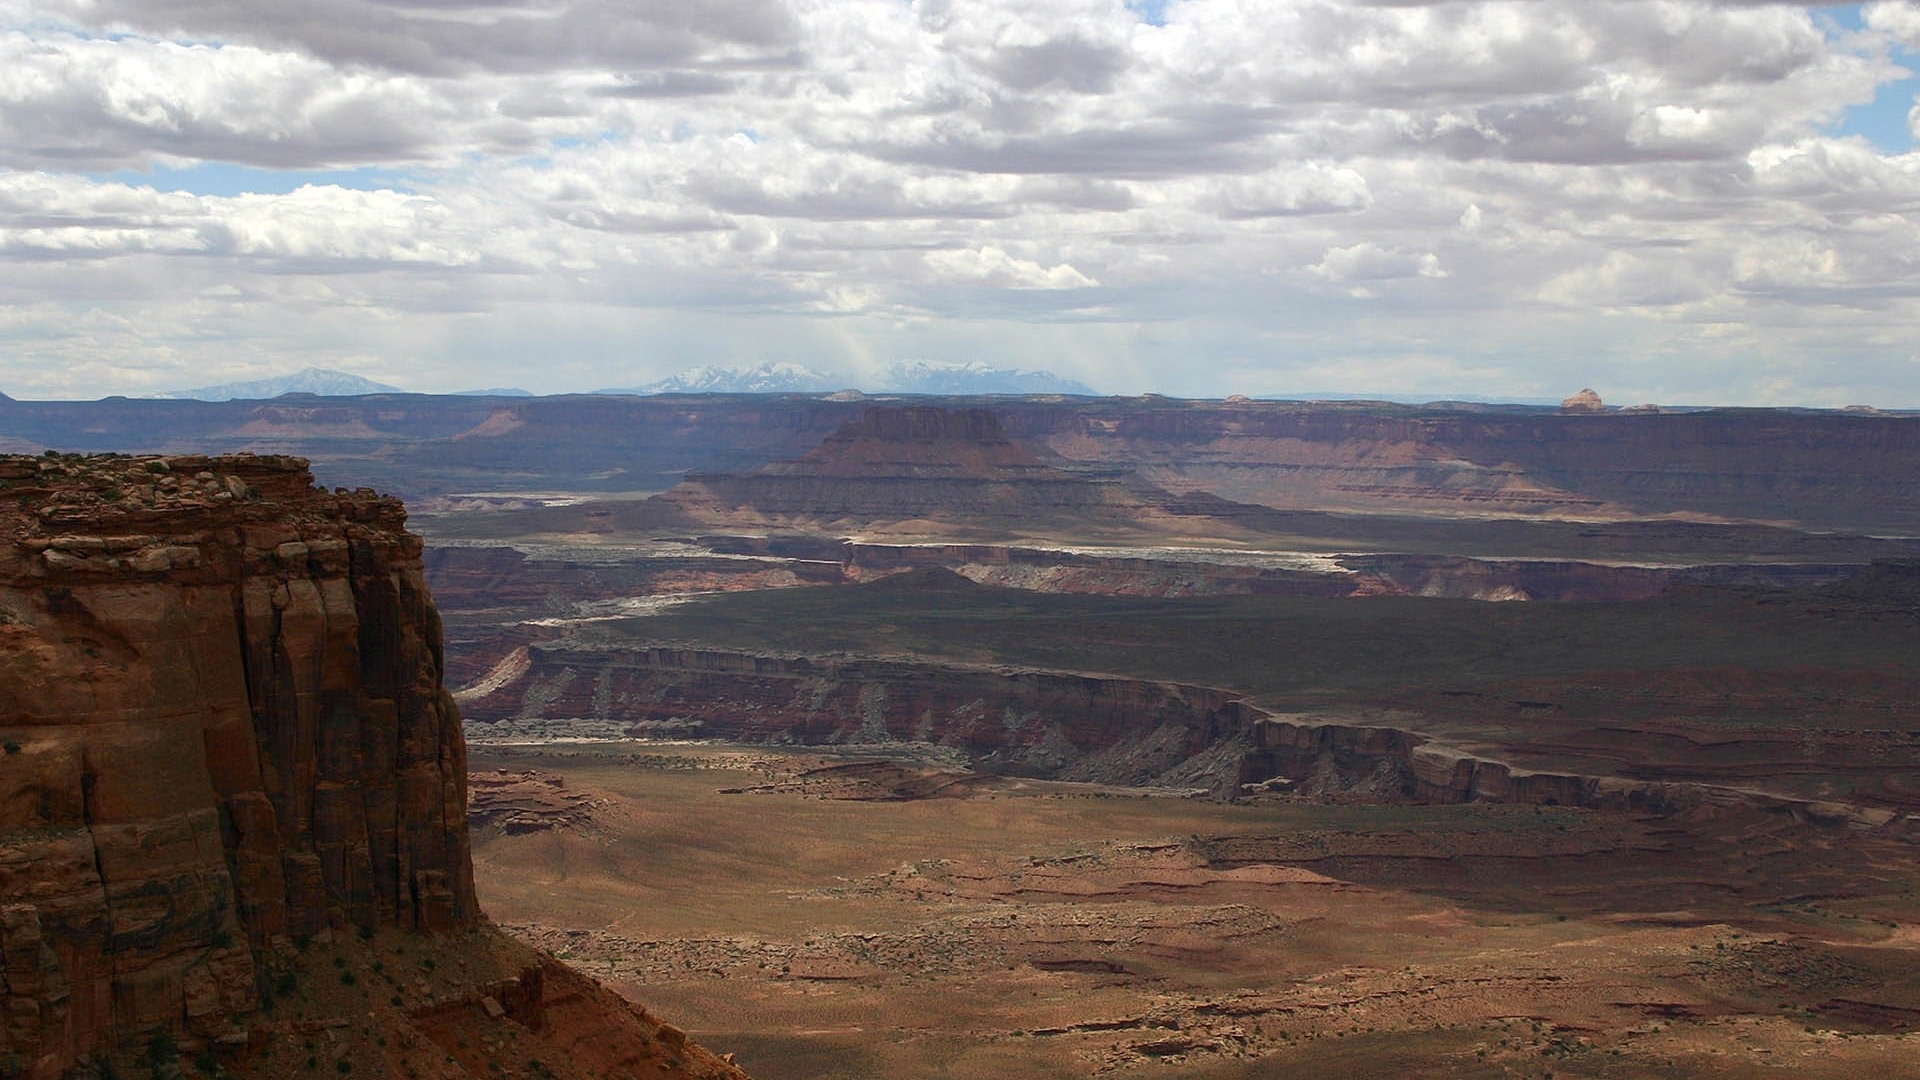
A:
<box><xmin>471</xmin><ymin>742</ymin><xmax>1920</xmax><ymax>1080</ymax></box>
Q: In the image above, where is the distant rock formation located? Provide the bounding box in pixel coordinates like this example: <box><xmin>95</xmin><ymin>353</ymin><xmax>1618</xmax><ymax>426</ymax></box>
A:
<box><xmin>658</xmin><ymin>405</ymin><xmax>1175</xmax><ymax>533</ymax></box>
<box><xmin>466</xmin><ymin>770</ymin><xmax>600</xmax><ymax>834</ymax></box>
<box><xmin>151</xmin><ymin>367</ymin><xmax>402</xmax><ymax>401</ymax></box>
<box><xmin>6</xmin><ymin>393</ymin><xmax>1920</xmax><ymax>533</ymax></box>
<box><xmin>1559</xmin><ymin>388</ymin><xmax>1605</xmax><ymax>413</ymax></box>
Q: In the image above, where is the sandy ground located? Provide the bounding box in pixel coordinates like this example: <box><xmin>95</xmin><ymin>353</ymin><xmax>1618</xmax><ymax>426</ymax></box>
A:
<box><xmin>469</xmin><ymin>742</ymin><xmax>1920</xmax><ymax>1080</ymax></box>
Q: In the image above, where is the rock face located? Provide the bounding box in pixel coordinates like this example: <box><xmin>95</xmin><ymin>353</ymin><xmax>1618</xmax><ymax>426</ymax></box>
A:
<box><xmin>0</xmin><ymin>453</ymin><xmax>475</xmax><ymax>1077</ymax></box>
<box><xmin>1559</xmin><ymin>388</ymin><xmax>1605</xmax><ymax>413</ymax></box>
<box><xmin>458</xmin><ymin>645</ymin><xmax>1260</xmax><ymax>789</ymax></box>
<box><xmin>455</xmin><ymin>641</ymin><xmax>1920</xmax><ymax>837</ymax></box>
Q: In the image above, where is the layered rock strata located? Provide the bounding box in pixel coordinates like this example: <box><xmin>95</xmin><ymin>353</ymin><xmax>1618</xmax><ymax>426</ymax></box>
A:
<box><xmin>459</xmin><ymin>645</ymin><xmax>1259</xmax><ymax>788</ymax></box>
<box><xmin>459</xmin><ymin>644</ymin><xmax>1920</xmax><ymax>839</ymax></box>
<box><xmin>0</xmin><ymin>453</ymin><xmax>474</xmax><ymax>1076</ymax></box>
<box><xmin>656</xmin><ymin>405</ymin><xmax>1176</xmax><ymax>532</ymax></box>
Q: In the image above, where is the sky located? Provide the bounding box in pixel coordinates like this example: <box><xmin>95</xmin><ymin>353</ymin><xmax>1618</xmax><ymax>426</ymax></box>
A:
<box><xmin>1</xmin><ymin>1</ymin><xmax>1919</xmax><ymax>406</ymax></box>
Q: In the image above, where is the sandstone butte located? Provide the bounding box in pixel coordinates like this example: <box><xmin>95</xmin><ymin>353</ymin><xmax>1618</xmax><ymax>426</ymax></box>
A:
<box><xmin>0</xmin><ymin>453</ymin><xmax>746</xmax><ymax>1080</ymax></box>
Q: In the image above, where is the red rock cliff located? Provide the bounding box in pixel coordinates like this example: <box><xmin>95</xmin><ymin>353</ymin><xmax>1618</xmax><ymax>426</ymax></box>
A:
<box><xmin>0</xmin><ymin>453</ymin><xmax>475</xmax><ymax>1077</ymax></box>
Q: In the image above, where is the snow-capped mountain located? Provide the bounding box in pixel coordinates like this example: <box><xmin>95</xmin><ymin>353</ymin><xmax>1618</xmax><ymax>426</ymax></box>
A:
<box><xmin>598</xmin><ymin>359</ymin><xmax>1097</xmax><ymax>396</ymax></box>
<box><xmin>599</xmin><ymin>362</ymin><xmax>840</xmax><ymax>395</ymax></box>
<box><xmin>879</xmin><ymin>360</ymin><xmax>1095</xmax><ymax>396</ymax></box>
<box><xmin>152</xmin><ymin>367</ymin><xmax>403</xmax><ymax>401</ymax></box>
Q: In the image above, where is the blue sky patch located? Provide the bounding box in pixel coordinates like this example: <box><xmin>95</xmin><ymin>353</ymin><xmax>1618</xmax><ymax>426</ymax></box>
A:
<box><xmin>91</xmin><ymin>162</ymin><xmax>417</xmax><ymax>197</ymax></box>
<box><xmin>1824</xmin><ymin>3</ymin><xmax>1916</xmax><ymax>152</ymax></box>
<box><xmin>1127</xmin><ymin>0</ymin><xmax>1170</xmax><ymax>29</ymax></box>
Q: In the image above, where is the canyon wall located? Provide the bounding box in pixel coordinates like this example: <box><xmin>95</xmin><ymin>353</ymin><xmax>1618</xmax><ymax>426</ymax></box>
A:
<box><xmin>1019</xmin><ymin>403</ymin><xmax>1920</xmax><ymax>530</ymax></box>
<box><xmin>459</xmin><ymin>643</ymin><xmax>1920</xmax><ymax>840</ymax></box>
<box><xmin>0</xmin><ymin>454</ymin><xmax>475</xmax><ymax>1077</ymax></box>
<box><xmin>460</xmin><ymin>645</ymin><xmax>1260</xmax><ymax>789</ymax></box>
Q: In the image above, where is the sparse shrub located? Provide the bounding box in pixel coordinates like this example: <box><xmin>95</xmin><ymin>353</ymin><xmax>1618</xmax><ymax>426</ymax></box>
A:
<box><xmin>3</xmin><ymin>739</ymin><xmax>19</xmax><ymax>755</ymax></box>
<box><xmin>193</xmin><ymin>1047</ymin><xmax>220</xmax><ymax>1076</ymax></box>
<box><xmin>339</xmin><ymin>971</ymin><xmax>356</xmax><ymax>986</ymax></box>
<box><xmin>358</xmin><ymin>924</ymin><xmax>375</xmax><ymax>942</ymax></box>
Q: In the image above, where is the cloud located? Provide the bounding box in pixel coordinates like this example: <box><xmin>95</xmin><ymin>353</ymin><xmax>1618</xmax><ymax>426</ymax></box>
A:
<box><xmin>924</xmin><ymin>245</ymin><xmax>1098</xmax><ymax>289</ymax></box>
<box><xmin>1864</xmin><ymin>1</ymin><xmax>1920</xmax><ymax>48</ymax></box>
<box><xmin>1</xmin><ymin>0</ymin><xmax>1919</xmax><ymax>406</ymax></box>
<box><xmin>0</xmin><ymin>172</ymin><xmax>491</xmax><ymax>268</ymax></box>
<box><xmin>26</xmin><ymin>0</ymin><xmax>803</xmax><ymax>76</ymax></box>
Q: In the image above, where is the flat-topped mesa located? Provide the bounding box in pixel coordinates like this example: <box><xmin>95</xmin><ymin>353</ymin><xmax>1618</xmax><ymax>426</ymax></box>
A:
<box><xmin>659</xmin><ymin>405</ymin><xmax>1175</xmax><ymax>531</ymax></box>
<box><xmin>0</xmin><ymin>453</ymin><xmax>475</xmax><ymax>1076</ymax></box>
<box><xmin>829</xmin><ymin>404</ymin><xmax>1010</xmax><ymax>442</ymax></box>
<box><xmin>766</xmin><ymin>404</ymin><xmax>1059</xmax><ymax>480</ymax></box>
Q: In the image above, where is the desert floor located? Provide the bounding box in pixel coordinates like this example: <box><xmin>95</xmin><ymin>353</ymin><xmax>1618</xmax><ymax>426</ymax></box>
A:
<box><xmin>470</xmin><ymin>742</ymin><xmax>1920</xmax><ymax>1080</ymax></box>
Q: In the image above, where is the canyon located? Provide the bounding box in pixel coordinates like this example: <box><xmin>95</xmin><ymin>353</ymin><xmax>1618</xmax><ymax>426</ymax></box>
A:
<box><xmin>5</xmin><ymin>391</ymin><xmax>1920</xmax><ymax>1078</ymax></box>
<box><xmin>418</xmin><ymin>398</ymin><xmax>1920</xmax><ymax>1078</ymax></box>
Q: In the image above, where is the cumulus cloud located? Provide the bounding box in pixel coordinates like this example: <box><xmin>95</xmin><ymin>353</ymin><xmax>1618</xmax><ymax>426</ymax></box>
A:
<box><xmin>1864</xmin><ymin>2</ymin><xmax>1920</xmax><ymax>47</ymax></box>
<box><xmin>0</xmin><ymin>0</ymin><xmax>1918</xmax><ymax>405</ymax></box>
<box><xmin>0</xmin><ymin>32</ymin><xmax>471</xmax><ymax>170</ymax></box>
<box><xmin>0</xmin><ymin>172</ymin><xmax>503</xmax><ymax>271</ymax></box>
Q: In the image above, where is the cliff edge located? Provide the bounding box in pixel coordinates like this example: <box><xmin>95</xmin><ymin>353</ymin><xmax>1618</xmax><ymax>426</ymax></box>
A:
<box><xmin>0</xmin><ymin>454</ymin><xmax>743</xmax><ymax>1080</ymax></box>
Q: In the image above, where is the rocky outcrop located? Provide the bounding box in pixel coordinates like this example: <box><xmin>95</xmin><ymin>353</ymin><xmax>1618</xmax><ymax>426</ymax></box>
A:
<box><xmin>466</xmin><ymin>771</ymin><xmax>599</xmax><ymax>834</ymax></box>
<box><xmin>0</xmin><ymin>453</ymin><xmax>474</xmax><ymax>1076</ymax></box>
<box><xmin>1234</xmin><ymin>717</ymin><xmax>1920</xmax><ymax>836</ymax></box>
<box><xmin>1559</xmin><ymin>388</ymin><xmax>1605</xmax><ymax>414</ymax></box>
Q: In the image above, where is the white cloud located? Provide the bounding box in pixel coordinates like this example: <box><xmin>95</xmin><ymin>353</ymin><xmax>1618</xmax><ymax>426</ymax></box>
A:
<box><xmin>924</xmin><ymin>245</ymin><xmax>1098</xmax><ymax>289</ymax></box>
<box><xmin>1864</xmin><ymin>2</ymin><xmax>1920</xmax><ymax>47</ymax></box>
<box><xmin>0</xmin><ymin>1</ymin><xmax>1917</xmax><ymax>405</ymax></box>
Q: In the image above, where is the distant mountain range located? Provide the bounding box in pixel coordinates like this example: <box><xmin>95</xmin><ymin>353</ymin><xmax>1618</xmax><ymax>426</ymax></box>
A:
<box><xmin>599</xmin><ymin>360</ymin><xmax>1096</xmax><ymax>397</ymax></box>
<box><xmin>881</xmin><ymin>360</ymin><xmax>1095</xmax><ymax>396</ymax></box>
<box><xmin>601</xmin><ymin>362</ymin><xmax>841</xmax><ymax>395</ymax></box>
<box><xmin>140</xmin><ymin>360</ymin><xmax>1097</xmax><ymax>402</ymax></box>
<box><xmin>152</xmin><ymin>367</ymin><xmax>402</xmax><ymax>401</ymax></box>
